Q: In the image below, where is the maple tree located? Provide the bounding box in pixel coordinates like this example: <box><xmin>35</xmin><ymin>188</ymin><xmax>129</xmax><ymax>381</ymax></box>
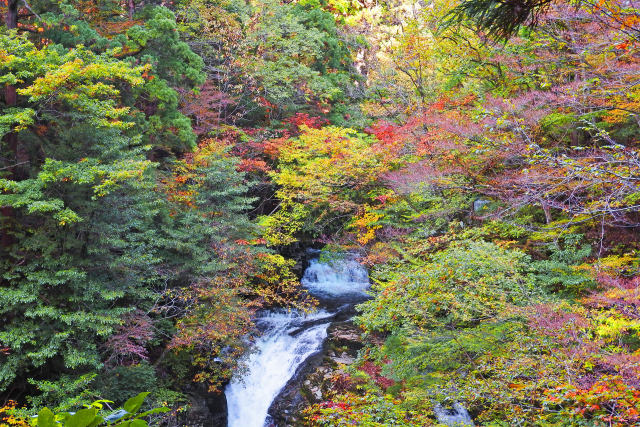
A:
<box><xmin>1</xmin><ymin>0</ymin><xmax>639</xmax><ymax>424</ymax></box>
<box><xmin>294</xmin><ymin>0</ymin><xmax>640</xmax><ymax>425</ymax></box>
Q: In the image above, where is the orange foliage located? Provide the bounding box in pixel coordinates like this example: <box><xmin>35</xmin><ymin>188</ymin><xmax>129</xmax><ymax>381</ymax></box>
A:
<box><xmin>0</xmin><ymin>401</ymin><xmax>28</xmax><ymax>426</ymax></box>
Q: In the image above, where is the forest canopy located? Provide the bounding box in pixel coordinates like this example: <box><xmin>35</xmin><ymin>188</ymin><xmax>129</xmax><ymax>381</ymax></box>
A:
<box><xmin>1</xmin><ymin>0</ymin><xmax>639</xmax><ymax>425</ymax></box>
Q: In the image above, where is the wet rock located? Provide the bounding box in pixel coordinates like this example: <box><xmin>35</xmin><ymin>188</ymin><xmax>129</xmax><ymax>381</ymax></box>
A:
<box><xmin>179</xmin><ymin>382</ymin><xmax>227</xmax><ymax>427</ymax></box>
<box><xmin>328</xmin><ymin>323</ymin><xmax>363</xmax><ymax>348</ymax></box>
<box><xmin>266</xmin><ymin>344</ymin><xmax>326</xmax><ymax>426</ymax></box>
<box><xmin>331</xmin><ymin>352</ymin><xmax>355</xmax><ymax>365</ymax></box>
<box><xmin>280</xmin><ymin>245</ymin><xmax>324</xmax><ymax>278</ymax></box>
<box><xmin>268</xmin><ymin>321</ymin><xmax>363</xmax><ymax>426</ymax></box>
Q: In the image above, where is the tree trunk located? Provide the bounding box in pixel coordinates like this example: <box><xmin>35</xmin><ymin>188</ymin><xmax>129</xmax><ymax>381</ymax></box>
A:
<box><xmin>5</xmin><ymin>0</ymin><xmax>18</xmax><ymax>29</ymax></box>
<box><xmin>541</xmin><ymin>201</ymin><xmax>552</xmax><ymax>224</ymax></box>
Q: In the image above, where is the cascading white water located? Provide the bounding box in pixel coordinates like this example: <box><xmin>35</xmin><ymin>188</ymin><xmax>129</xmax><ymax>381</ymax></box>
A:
<box><xmin>225</xmin><ymin>310</ymin><xmax>332</xmax><ymax>427</ymax></box>
<box><xmin>301</xmin><ymin>256</ymin><xmax>369</xmax><ymax>299</ymax></box>
<box><xmin>224</xmin><ymin>254</ymin><xmax>369</xmax><ymax>427</ymax></box>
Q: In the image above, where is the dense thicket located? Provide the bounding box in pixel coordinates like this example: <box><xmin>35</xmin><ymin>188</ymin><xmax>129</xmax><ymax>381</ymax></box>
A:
<box><xmin>0</xmin><ymin>0</ymin><xmax>348</xmax><ymax>413</ymax></box>
<box><xmin>2</xmin><ymin>0</ymin><xmax>639</xmax><ymax>425</ymax></box>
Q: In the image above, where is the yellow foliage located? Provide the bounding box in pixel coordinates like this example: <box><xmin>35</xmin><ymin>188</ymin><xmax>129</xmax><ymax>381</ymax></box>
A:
<box><xmin>594</xmin><ymin>311</ymin><xmax>640</xmax><ymax>340</ymax></box>
<box><xmin>351</xmin><ymin>208</ymin><xmax>382</xmax><ymax>245</ymax></box>
<box><xmin>589</xmin><ymin>255</ymin><xmax>639</xmax><ymax>274</ymax></box>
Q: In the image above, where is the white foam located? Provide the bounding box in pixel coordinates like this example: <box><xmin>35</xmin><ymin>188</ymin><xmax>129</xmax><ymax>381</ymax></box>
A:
<box><xmin>301</xmin><ymin>257</ymin><xmax>369</xmax><ymax>298</ymax></box>
<box><xmin>225</xmin><ymin>310</ymin><xmax>330</xmax><ymax>427</ymax></box>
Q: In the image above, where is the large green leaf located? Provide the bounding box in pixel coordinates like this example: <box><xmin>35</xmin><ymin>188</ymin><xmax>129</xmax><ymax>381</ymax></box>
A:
<box><xmin>36</xmin><ymin>408</ymin><xmax>56</xmax><ymax>427</ymax></box>
<box><xmin>65</xmin><ymin>408</ymin><xmax>98</xmax><ymax>427</ymax></box>
<box><xmin>123</xmin><ymin>392</ymin><xmax>149</xmax><ymax>415</ymax></box>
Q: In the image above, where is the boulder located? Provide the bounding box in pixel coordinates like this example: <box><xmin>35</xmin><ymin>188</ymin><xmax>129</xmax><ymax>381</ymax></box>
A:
<box><xmin>268</xmin><ymin>321</ymin><xmax>362</xmax><ymax>426</ymax></box>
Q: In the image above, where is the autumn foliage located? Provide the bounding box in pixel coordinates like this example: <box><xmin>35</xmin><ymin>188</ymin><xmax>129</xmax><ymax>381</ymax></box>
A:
<box><xmin>1</xmin><ymin>0</ymin><xmax>640</xmax><ymax>424</ymax></box>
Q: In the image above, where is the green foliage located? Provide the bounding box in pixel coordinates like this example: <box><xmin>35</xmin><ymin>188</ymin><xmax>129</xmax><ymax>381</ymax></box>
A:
<box><xmin>460</xmin><ymin>219</ymin><xmax>529</xmax><ymax>241</ymax></box>
<box><xmin>345</xmin><ymin>234</ymin><xmax>596</xmax><ymax>423</ymax></box>
<box><xmin>32</xmin><ymin>3</ymin><xmax>205</xmax><ymax>151</ymax></box>
<box><xmin>0</xmin><ymin>31</ymin><xmax>163</xmax><ymax>396</ymax></box>
<box><xmin>305</xmin><ymin>392</ymin><xmax>431</xmax><ymax>426</ymax></box>
<box><xmin>539</xmin><ymin>112</ymin><xmax>579</xmax><ymax>144</ymax></box>
<box><xmin>357</xmin><ymin>240</ymin><xmax>539</xmax><ymax>333</ymax></box>
<box><xmin>371</xmin><ymin>186</ymin><xmax>473</xmax><ymax>240</ymax></box>
<box><xmin>246</xmin><ymin>0</ymin><xmax>358</xmax><ymax>115</ymax></box>
<box><xmin>30</xmin><ymin>392</ymin><xmax>169</xmax><ymax>427</ymax></box>
<box><xmin>529</xmin><ymin>234</ymin><xmax>595</xmax><ymax>295</ymax></box>
<box><xmin>93</xmin><ymin>364</ymin><xmax>157</xmax><ymax>407</ymax></box>
<box><xmin>0</xmin><ymin>8</ymin><xmax>255</xmax><ymax>410</ymax></box>
<box><xmin>379</xmin><ymin>319</ymin><xmax>526</xmax><ymax>384</ymax></box>
<box><xmin>27</xmin><ymin>375</ymin><xmax>97</xmax><ymax>414</ymax></box>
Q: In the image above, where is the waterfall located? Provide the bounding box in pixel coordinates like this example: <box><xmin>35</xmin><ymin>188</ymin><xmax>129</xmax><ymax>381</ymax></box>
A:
<box><xmin>225</xmin><ymin>310</ymin><xmax>332</xmax><ymax>427</ymax></box>
<box><xmin>224</xmin><ymin>253</ymin><xmax>369</xmax><ymax>427</ymax></box>
<box><xmin>301</xmin><ymin>256</ymin><xmax>369</xmax><ymax>299</ymax></box>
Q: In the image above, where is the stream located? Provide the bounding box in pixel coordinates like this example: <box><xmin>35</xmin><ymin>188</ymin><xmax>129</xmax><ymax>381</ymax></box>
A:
<box><xmin>224</xmin><ymin>253</ymin><xmax>369</xmax><ymax>427</ymax></box>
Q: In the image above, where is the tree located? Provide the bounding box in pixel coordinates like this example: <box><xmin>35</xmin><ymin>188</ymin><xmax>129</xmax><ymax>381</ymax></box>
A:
<box><xmin>245</xmin><ymin>0</ymin><xmax>358</xmax><ymax>118</ymax></box>
<box><xmin>446</xmin><ymin>0</ymin><xmax>555</xmax><ymax>39</ymax></box>
<box><xmin>262</xmin><ymin>124</ymin><xmax>392</xmax><ymax>245</ymax></box>
<box><xmin>0</xmin><ymin>33</ymin><xmax>161</xmax><ymax>400</ymax></box>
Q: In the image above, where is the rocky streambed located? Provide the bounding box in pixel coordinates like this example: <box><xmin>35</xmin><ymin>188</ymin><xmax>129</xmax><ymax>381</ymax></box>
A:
<box><xmin>224</xmin><ymin>252</ymin><xmax>370</xmax><ymax>427</ymax></box>
<box><xmin>268</xmin><ymin>320</ymin><xmax>364</xmax><ymax>426</ymax></box>
<box><xmin>181</xmin><ymin>250</ymin><xmax>473</xmax><ymax>427</ymax></box>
